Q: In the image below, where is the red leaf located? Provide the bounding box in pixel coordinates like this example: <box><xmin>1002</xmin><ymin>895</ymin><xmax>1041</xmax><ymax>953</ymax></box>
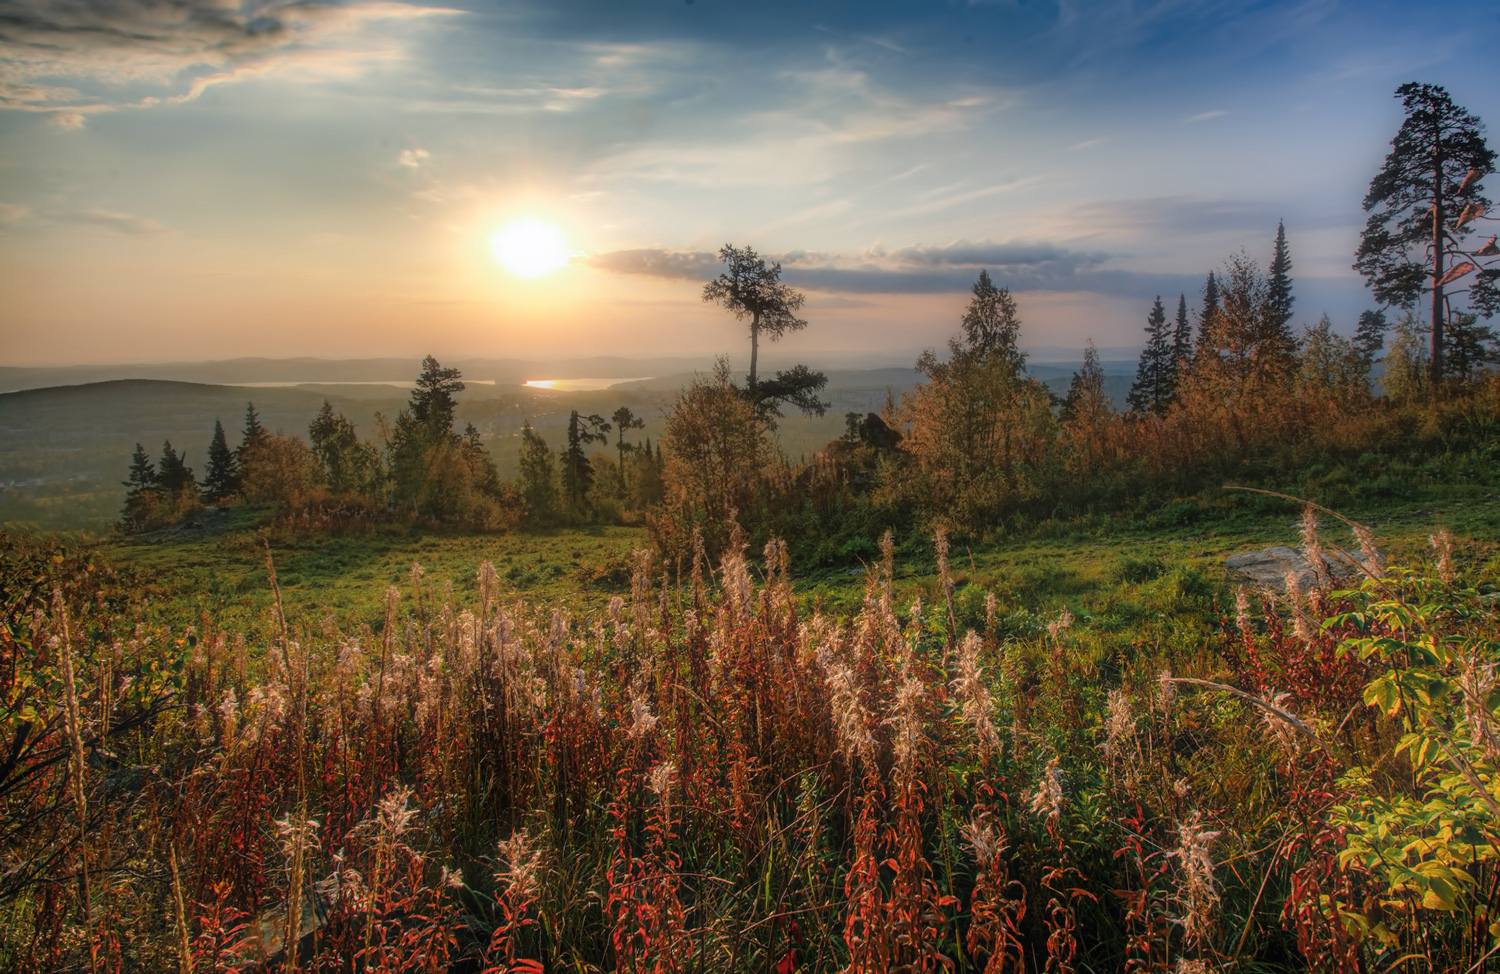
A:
<box><xmin>776</xmin><ymin>949</ymin><xmax>798</xmax><ymax>974</ymax></box>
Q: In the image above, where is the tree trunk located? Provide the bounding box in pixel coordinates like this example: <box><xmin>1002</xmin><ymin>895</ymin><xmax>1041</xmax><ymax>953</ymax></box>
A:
<box><xmin>1432</xmin><ymin>153</ymin><xmax>1446</xmax><ymax>386</ymax></box>
<box><xmin>749</xmin><ymin>311</ymin><xmax>761</xmax><ymax>392</ymax></box>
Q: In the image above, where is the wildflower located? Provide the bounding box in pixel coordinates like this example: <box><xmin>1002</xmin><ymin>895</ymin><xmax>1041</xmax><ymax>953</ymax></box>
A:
<box><xmin>1157</xmin><ymin>670</ymin><xmax>1176</xmax><ymax>714</ymax></box>
<box><xmin>1300</xmin><ymin>505</ymin><xmax>1329</xmax><ymax>588</ymax></box>
<box><xmin>949</xmin><ymin>632</ymin><xmax>1001</xmax><ymax>761</ymax></box>
<box><xmin>1028</xmin><ymin>757</ymin><xmax>1065</xmax><ymax>828</ymax></box>
<box><xmin>441</xmin><ymin>865</ymin><xmax>466</xmax><ymax>890</ymax></box>
<box><xmin>884</xmin><ymin>675</ymin><xmax>927</xmax><ymax>783</ymax></box>
<box><xmin>1431</xmin><ymin>528</ymin><xmax>1455</xmax><ymax>583</ymax></box>
<box><xmin>495</xmin><ymin>829</ymin><xmax>544</xmax><ymax>901</ymax></box>
<box><xmin>627</xmin><ymin>692</ymin><xmax>658</xmax><ymax>740</ymax></box>
<box><xmin>1103</xmin><ymin>689</ymin><xmax>1134</xmax><ymax>758</ymax></box>
<box><xmin>646</xmin><ymin>760</ymin><xmax>677</xmax><ymax>804</ymax></box>
<box><xmin>1047</xmin><ymin>606</ymin><xmax>1073</xmax><ymax>640</ymax></box>
<box><xmin>1234</xmin><ymin>586</ymin><xmax>1253</xmax><ymax>640</ymax></box>
<box><xmin>1173</xmin><ymin>811</ymin><xmax>1221</xmax><ymax>947</ymax></box>
<box><xmin>961</xmin><ymin>817</ymin><xmax>1003</xmax><ymax>863</ymax></box>
<box><xmin>1259</xmin><ymin>690</ymin><xmax>1300</xmax><ymax>753</ymax></box>
<box><xmin>821</xmin><ymin>648</ymin><xmax>877</xmax><ymax>771</ymax></box>
<box><xmin>1353</xmin><ymin>522</ymin><xmax>1384</xmax><ymax>578</ymax></box>
<box><xmin>217</xmin><ymin>687</ymin><xmax>240</xmax><ymax>739</ymax></box>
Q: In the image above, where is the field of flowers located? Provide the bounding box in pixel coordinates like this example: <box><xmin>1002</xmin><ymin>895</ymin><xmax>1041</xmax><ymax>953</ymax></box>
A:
<box><xmin>3</xmin><ymin>509</ymin><xmax>1498</xmax><ymax>973</ymax></box>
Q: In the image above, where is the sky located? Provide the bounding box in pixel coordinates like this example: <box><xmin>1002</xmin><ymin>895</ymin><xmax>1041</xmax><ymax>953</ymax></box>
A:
<box><xmin>2</xmin><ymin>0</ymin><xmax>1498</xmax><ymax>368</ymax></box>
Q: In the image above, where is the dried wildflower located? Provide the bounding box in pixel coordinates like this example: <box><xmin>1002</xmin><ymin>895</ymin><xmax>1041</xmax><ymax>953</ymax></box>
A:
<box><xmin>1353</xmin><ymin>522</ymin><xmax>1384</xmax><ymax>579</ymax></box>
<box><xmin>441</xmin><ymin>865</ymin><xmax>466</xmax><ymax>890</ymax></box>
<box><xmin>961</xmin><ymin>817</ymin><xmax>1003</xmax><ymax>863</ymax></box>
<box><xmin>1259</xmin><ymin>690</ymin><xmax>1301</xmax><ymax>753</ymax></box>
<box><xmin>1460</xmin><ymin>654</ymin><xmax>1500</xmax><ymax>761</ymax></box>
<box><xmin>494</xmin><ymin>829</ymin><xmax>544</xmax><ymax>902</ymax></box>
<box><xmin>985</xmin><ymin>591</ymin><xmax>998</xmax><ymax>633</ymax></box>
<box><xmin>884</xmin><ymin>675</ymin><xmax>927</xmax><ymax>782</ymax></box>
<box><xmin>1234</xmin><ymin>586</ymin><xmax>1253</xmax><ymax>640</ymax></box>
<box><xmin>950</xmin><ymin>632</ymin><xmax>1001</xmax><ymax>762</ymax></box>
<box><xmin>1047</xmin><ymin>606</ymin><xmax>1073</xmax><ymax>640</ymax></box>
<box><xmin>646</xmin><ymin>760</ymin><xmax>677</xmax><ymax>804</ymax></box>
<box><xmin>1300</xmin><ymin>505</ymin><xmax>1328</xmax><ymax>588</ymax></box>
<box><xmin>1157</xmin><ymin>670</ymin><xmax>1176</xmax><ymax>714</ymax></box>
<box><xmin>217</xmin><ymin>687</ymin><xmax>240</xmax><ymax>739</ymax></box>
<box><xmin>627</xmin><ymin>692</ymin><xmax>658</xmax><ymax>740</ymax></box>
<box><xmin>1103</xmin><ymin>689</ymin><xmax>1134</xmax><ymax>758</ymax></box>
<box><xmin>274</xmin><ymin>812</ymin><xmax>321</xmax><ymax>860</ymax></box>
<box><xmin>1431</xmin><ymin>528</ymin><xmax>1455</xmax><ymax>584</ymax></box>
<box><xmin>1028</xmin><ymin>757</ymin><xmax>1065</xmax><ymax>829</ymax></box>
<box><xmin>821</xmin><ymin>649</ymin><xmax>877</xmax><ymax>771</ymax></box>
<box><xmin>1173</xmin><ymin>778</ymin><xmax>1192</xmax><ymax>799</ymax></box>
<box><xmin>1173</xmin><ymin>811</ymin><xmax>1221</xmax><ymax>947</ymax></box>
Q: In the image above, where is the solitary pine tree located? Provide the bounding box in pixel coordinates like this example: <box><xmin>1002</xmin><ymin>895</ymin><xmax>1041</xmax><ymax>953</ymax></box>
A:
<box><xmin>202</xmin><ymin>419</ymin><xmax>238</xmax><ymax>502</ymax></box>
<box><xmin>702</xmin><ymin>244</ymin><xmax>807</xmax><ymax>391</ymax></box>
<box><xmin>1355</xmin><ymin>82</ymin><xmax>1497</xmax><ymax>383</ymax></box>
<box><xmin>119</xmin><ymin>444</ymin><xmax>159</xmax><ymax>533</ymax></box>
<box><xmin>1128</xmin><ymin>296</ymin><xmax>1174</xmax><ymax>415</ymax></box>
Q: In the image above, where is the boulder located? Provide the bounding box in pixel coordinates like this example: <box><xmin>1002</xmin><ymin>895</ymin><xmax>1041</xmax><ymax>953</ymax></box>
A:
<box><xmin>1223</xmin><ymin>545</ymin><xmax>1372</xmax><ymax>593</ymax></box>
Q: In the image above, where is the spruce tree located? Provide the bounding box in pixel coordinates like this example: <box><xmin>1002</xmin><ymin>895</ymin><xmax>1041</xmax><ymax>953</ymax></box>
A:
<box><xmin>202</xmin><ymin>419</ymin><xmax>238</xmax><ymax>502</ymax></box>
<box><xmin>123</xmin><ymin>443</ymin><xmax>157</xmax><ymax>495</ymax></box>
<box><xmin>517</xmin><ymin>422</ymin><xmax>558</xmax><ymax>521</ymax></box>
<box><xmin>1128</xmin><ymin>296</ymin><xmax>1173</xmax><ymax>415</ymax></box>
<box><xmin>1193</xmin><ymin>272</ymin><xmax>1221</xmax><ymax>362</ymax></box>
<box><xmin>1172</xmin><ymin>294</ymin><xmax>1193</xmax><ymax>370</ymax></box>
<box><xmin>119</xmin><ymin>443</ymin><xmax>159</xmax><ymax>533</ymax></box>
<box><xmin>157</xmin><ymin>441</ymin><xmax>195</xmax><ymax>495</ymax></box>
<box><xmin>238</xmin><ymin>402</ymin><xmax>268</xmax><ymax>460</ymax></box>
<box><xmin>1259</xmin><ymin>222</ymin><xmax>1301</xmax><ymax>371</ymax></box>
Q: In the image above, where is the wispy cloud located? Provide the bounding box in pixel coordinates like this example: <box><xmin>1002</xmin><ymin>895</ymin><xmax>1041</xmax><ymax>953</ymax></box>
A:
<box><xmin>0</xmin><ymin>0</ymin><xmax>455</xmax><ymax>123</ymax></box>
<box><xmin>1187</xmin><ymin>109</ymin><xmax>1228</xmax><ymax>123</ymax></box>
<box><xmin>69</xmin><ymin>209</ymin><xmax>173</xmax><ymax>236</ymax></box>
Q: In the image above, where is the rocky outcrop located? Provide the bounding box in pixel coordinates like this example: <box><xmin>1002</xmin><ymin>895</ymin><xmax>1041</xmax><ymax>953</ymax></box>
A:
<box><xmin>1224</xmin><ymin>545</ymin><xmax>1375</xmax><ymax>592</ymax></box>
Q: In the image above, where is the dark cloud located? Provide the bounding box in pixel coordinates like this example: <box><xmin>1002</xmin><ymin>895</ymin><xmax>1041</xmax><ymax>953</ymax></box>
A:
<box><xmin>586</xmin><ymin>248</ymin><xmax>720</xmax><ymax>281</ymax></box>
<box><xmin>586</xmin><ymin>242</ymin><xmax>1200</xmax><ymax>300</ymax></box>
<box><xmin>0</xmin><ymin>0</ymin><xmax>443</xmax><ymax>117</ymax></box>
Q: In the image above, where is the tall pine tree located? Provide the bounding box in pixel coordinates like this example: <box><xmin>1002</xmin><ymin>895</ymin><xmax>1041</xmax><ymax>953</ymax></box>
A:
<box><xmin>1172</xmin><ymin>294</ymin><xmax>1193</xmax><ymax>370</ymax></box>
<box><xmin>559</xmin><ymin>411</ymin><xmax>611</xmax><ymax>513</ymax></box>
<box><xmin>1193</xmin><ymin>272</ymin><xmax>1221</xmax><ymax>363</ymax></box>
<box><xmin>1128</xmin><ymin>296</ymin><xmax>1174</xmax><ymax>415</ymax></box>
<box><xmin>1259</xmin><ymin>221</ymin><xmax>1300</xmax><ymax>372</ymax></box>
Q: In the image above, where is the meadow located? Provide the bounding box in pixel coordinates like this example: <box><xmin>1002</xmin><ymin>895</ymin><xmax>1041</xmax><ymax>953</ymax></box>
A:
<box><xmin>6</xmin><ymin>462</ymin><xmax>1500</xmax><ymax>972</ymax></box>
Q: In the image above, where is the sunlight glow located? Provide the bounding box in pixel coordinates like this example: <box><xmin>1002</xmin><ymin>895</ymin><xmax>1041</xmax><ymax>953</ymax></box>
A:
<box><xmin>490</xmin><ymin>220</ymin><xmax>571</xmax><ymax>277</ymax></box>
<box><xmin>523</xmin><ymin>379</ymin><xmax>557</xmax><ymax>388</ymax></box>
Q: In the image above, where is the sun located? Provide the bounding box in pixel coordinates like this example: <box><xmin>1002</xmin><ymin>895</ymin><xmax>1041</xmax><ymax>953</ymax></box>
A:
<box><xmin>489</xmin><ymin>219</ymin><xmax>571</xmax><ymax>277</ymax></box>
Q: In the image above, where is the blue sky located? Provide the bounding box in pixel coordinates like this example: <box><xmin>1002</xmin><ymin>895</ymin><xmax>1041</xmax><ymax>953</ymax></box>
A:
<box><xmin>2</xmin><ymin>0</ymin><xmax>1497</xmax><ymax>366</ymax></box>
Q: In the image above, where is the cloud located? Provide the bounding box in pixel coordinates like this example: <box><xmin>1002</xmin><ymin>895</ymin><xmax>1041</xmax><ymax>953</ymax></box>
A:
<box><xmin>0</xmin><ymin>0</ymin><xmax>455</xmax><ymax>117</ymax></box>
<box><xmin>398</xmin><ymin>147</ymin><xmax>430</xmax><ymax>168</ymax></box>
<box><xmin>70</xmin><ymin>209</ymin><xmax>172</xmax><ymax>235</ymax></box>
<box><xmin>0</xmin><ymin>201</ymin><xmax>30</xmax><ymax>225</ymax></box>
<box><xmin>586</xmin><ymin>239</ymin><xmax>1193</xmax><ymax>299</ymax></box>
<box><xmin>587</xmin><ymin>248</ymin><xmax>720</xmax><ymax>281</ymax></box>
<box><xmin>1186</xmin><ymin>109</ymin><xmax>1228</xmax><ymax>123</ymax></box>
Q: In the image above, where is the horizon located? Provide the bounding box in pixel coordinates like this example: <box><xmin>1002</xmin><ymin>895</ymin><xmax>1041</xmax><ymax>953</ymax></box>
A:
<box><xmin>2</xmin><ymin>1</ymin><xmax>1498</xmax><ymax>366</ymax></box>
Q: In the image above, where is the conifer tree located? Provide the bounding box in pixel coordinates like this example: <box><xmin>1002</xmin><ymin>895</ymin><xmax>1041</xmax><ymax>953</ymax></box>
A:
<box><xmin>156</xmin><ymin>441</ymin><xmax>195</xmax><ymax>495</ymax></box>
<box><xmin>1354</xmin><ymin>309</ymin><xmax>1389</xmax><ymax>371</ymax></box>
<box><xmin>1172</xmin><ymin>294</ymin><xmax>1193</xmax><ymax>371</ymax></box>
<box><xmin>202</xmin><ymin>419</ymin><xmax>238</xmax><ymax>502</ymax></box>
<box><xmin>1259</xmin><ymin>222</ymin><xmax>1301</xmax><ymax>372</ymax></box>
<box><xmin>238</xmin><ymin>402</ymin><xmax>268</xmax><ymax>459</ymax></box>
<box><xmin>1193</xmin><ymin>272</ymin><xmax>1221</xmax><ymax>363</ymax></box>
<box><xmin>1356</xmin><ymin>82</ymin><xmax>1496</xmax><ymax>383</ymax></box>
<box><xmin>1128</xmin><ymin>296</ymin><xmax>1173</xmax><ymax>415</ymax></box>
<box><xmin>560</xmin><ymin>411</ymin><xmax>611</xmax><ymax>513</ymax></box>
<box><xmin>119</xmin><ymin>443</ymin><xmax>159</xmax><ymax>533</ymax></box>
<box><xmin>611</xmin><ymin>406</ymin><xmax>646</xmax><ymax>470</ymax></box>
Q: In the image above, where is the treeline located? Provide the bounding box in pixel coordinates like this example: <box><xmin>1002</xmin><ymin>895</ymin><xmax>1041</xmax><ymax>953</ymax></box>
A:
<box><xmin>646</xmin><ymin>225</ymin><xmax>1500</xmax><ymax>565</ymax></box>
<box><xmin>118</xmin><ymin>356</ymin><xmax>664</xmax><ymax>534</ymax></box>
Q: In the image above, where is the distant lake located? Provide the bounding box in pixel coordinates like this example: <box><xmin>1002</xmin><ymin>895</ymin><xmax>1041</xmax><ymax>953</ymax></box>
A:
<box><xmin>229</xmin><ymin>380</ymin><xmax>498</xmax><ymax>389</ymax></box>
<box><xmin>523</xmin><ymin>378</ymin><xmax>652</xmax><ymax>391</ymax></box>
